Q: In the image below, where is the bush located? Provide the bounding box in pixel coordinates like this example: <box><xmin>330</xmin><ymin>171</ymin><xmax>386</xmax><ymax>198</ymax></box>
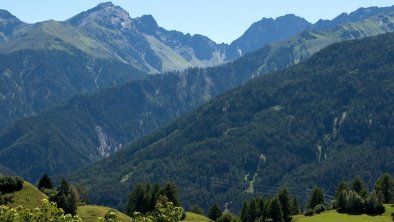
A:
<box><xmin>0</xmin><ymin>176</ymin><xmax>23</xmax><ymax>193</ymax></box>
<box><xmin>303</xmin><ymin>209</ymin><xmax>314</xmax><ymax>216</ymax></box>
<box><xmin>0</xmin><ymin>199</ymin><xmax>80</xmax><ymax>222</ymax></box>
<box><xmin>313</xmin><ymin>204</ymin><xmax>326</xmax><ymax>214</ymax></box>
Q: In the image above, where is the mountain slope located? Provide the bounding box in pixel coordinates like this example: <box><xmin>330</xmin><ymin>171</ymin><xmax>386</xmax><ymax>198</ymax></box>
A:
<box><xmin>66</xmin><ymin>32</ymin><xmax>394</xmax><ymax>212</ymax></box>
<box><xmin>0</xmin><ymin>45</ymin><xmax>271</xmax><ymax>181</ymax></box>
<box><xmin>2</xmin><ymin>8</ymin><xmax>394</xmax><ymax>182</ymax></box>
<box><xmin>0</xmin><ymin>45</ymin><xmax>146</xmax><ymax>132</ymax></box>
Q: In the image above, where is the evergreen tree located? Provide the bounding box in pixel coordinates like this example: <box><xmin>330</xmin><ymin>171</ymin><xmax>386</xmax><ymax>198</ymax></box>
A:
<box><xmin>50</xmin><ymin>179</ymin><xmax>78</xmax><ymax>215</ymax></box>
<box><xmin>208</xmin><ymin>203</ymin><xmax>222</xmax><ymax>221</ymax></box>
<box><xmin>335</xmin><ymin>181</ymin><xmax>348</xmax><ymax>198</ymax></box>
<box><xmin>307</xmin><ymin>187</ymin><xmax>324</xmax><ymax>210</ymax></box>
<box><xmin>375</xmin><ymin>173</ymin><xmax>394</xmax><ymax>204</ymax></box>
<box><xmin>162</xmin><ymin>182</ymin><xmax>180</xmax><ymax>206</ymax></box>
<box><xmin>240</xmin><ymin>202</ymin><xmax>248</xmax><ymax>222</ymax></box>
<box><xmin>256</xmin><ymin>197</ymin><xmax>266</xmax><ymax>220</ymax></box>
<box><xmin>37</xmin><ymin>174</ymin><xmax>53</xmax><ymax>190</ymax></box>
<box><xmin>290</xmin><ymin>197</ymin><xmax>300</xmax><ymax>215</ymax></box>
<box><xmin>126</xmin><ymin>184</ymin><xmax>146</xmax><ymax>215</ymax></box>
<box><xmin>277</xmin><ymin>187</ymin><xmax>292</xmax><ymax>222</ymax></box>
<box><xmin>365</xmin><ymin>190</ymin><xmax>385</xmax><ymax>215</ymax></box>
<box><xmin>247</xmin><ymin>199</ymin><xmax>258</xmax><ymax>222</ymax></box>
<box><xmin>336</xmin><ymin>189</ymin><xmax>348</xmax><ymax>212</ymax></box>
<box><xmin>347</xmin><ymin>191</ymin><xmax>364</xmax><ymax>214</ymax></box>
<box><xmin>268</xmin><ymin>197</ymin><xmax>284</xmax><ymax>222</ymax></box>
<box><xmin>352</xmin><ymin>176</ymin><xmax>367</xmax><ymax>198</ymax></box>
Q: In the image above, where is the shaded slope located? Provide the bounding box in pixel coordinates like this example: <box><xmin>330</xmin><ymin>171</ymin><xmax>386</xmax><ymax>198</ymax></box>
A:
<box><xmin>0</xmin><ymin>44</ymin><xmax>146</xmax><ymax>132</ymax></box>
<box><xmin>67</xmin><ymin>32</ymin><xmax>394</xmax><ymax>212</ymax></box>
<box><xmin>0</xmin><ymin>45</ymin><xmax>271</xmax><ymax>181</ymax></box>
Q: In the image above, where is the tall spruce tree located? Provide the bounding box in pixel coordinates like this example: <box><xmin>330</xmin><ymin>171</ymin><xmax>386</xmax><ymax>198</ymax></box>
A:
<box><xmin>307</xmin><ymin>187</ymin><xmax>324</xmax><ymax>210</ymax></box>
<box><xmin>375</xmin><ymin>173</ymin><xmax>394</xmax><ymax>204</ymax></box>
<box><xmin>277</xmin><ymin>187</ymin><xmax>292</xmax><ymax>222</ymax></box>
<box><xmin>268</xmin><ymin>197</ymin><xmax>284</xmax><ymax>222</ymax></box>
<box><xmin>240</xmin><ymin>202</ymin><xmax>248</xmax><ymax>222</ymax></box>
<box><xmin>352</xmin><ymin>176</ymin><xmax>367</xmax><ymax>198</ymax></box>
<box><xmin>37</xmin><ymin>174</ymin><xmax>53</xmax><ymax>190</ymax></box>
<box><xmin>208</xmin><ymin>203</ymin><xmax>222</xmax><ymax>221</ymax></box>
<box><xmin>50</xmin><ymin>179</ymin><xmax>78</xmax><ymax>215</ymax></box>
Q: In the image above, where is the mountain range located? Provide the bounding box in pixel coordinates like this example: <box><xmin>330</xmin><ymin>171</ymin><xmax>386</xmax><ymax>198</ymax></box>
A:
<box><xmin>1</xmin><ymin>4</ymin><xmax>394</xmax><ymax>182</ymax></box>
<box><xmin>2</xmin><ymin>3</ymin><xmax>394</xmax><ymax>133</ymax></box>
<box><xmin>0</xmin><ymin>1</ymin><xmax>394</xmax><ymax>213</ymax></box>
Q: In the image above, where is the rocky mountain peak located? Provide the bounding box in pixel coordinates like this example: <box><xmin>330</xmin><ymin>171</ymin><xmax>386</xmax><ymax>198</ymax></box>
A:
<box><xmin>67</xmin><ymin>2</ymin><xmax>133</xmax><ymax>30</ymax></box>
<box><xmin>133</xmin><ymin>14</ymin><xmax>158</xmax><ymax>35</ymax></box>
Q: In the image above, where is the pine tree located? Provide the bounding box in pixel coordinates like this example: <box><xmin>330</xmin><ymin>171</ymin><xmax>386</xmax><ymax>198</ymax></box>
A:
<box><xmin>290</xmin><ymin>197</ymin><xmax>300</xmax><ymax>215</ymax></box>
<box><xmin>162</xmin><ymin>182</ymin><xmax>180</xmax><ymax>206</ymax></box>
<box><xmin>50</xmin><ymin>179</ymin><xmax>78</xmax><ymax>215</ymax></box>
<box><xmin>336</xmin><ymin>189</ymin><xmax>348</xmax><ymax>212</ymax></box>
<box><xmin>307</xmin><ymin>187</ymin><xmax>324</xmax><ymax>210</ymax></box>
<box><xmin>247</xmin><ymin>199</ymin><xmax>258</xmax><ymax>222</ymax></box>
<box><xmin>352</xmin><ymin>176</ymin><xmax>367</xmax><ymax>198</ymax></box>
<box><xmin>375</xmin><ymin>173</ymin><xmax>394</xmax><ymax>204</ymax></box>
<box><xmin>268</xmin><ymin>197</ymin><xmax>284</xmax><ymax>222</ymax></box>
<box><xmin>37</xmin><ymin>174</ymin><xmax>53</xmax><ymax>190</ymax></box>
<box><xmin>240</xmin><ymin>202</ymin><xmax>248</xmax><ymax>222</ymax></box>
<box><xmin>277</xmin><ymin>187</ymin><xmax>292</xmax><ymax>222</ymax></box>
<box><xmin>365</xmin><ymin>190</ymin><xmax>385</xmax><ymax>215</ymax></box>
<box><xmin>347</xmin><ymin>191</ymin><xmax>364</xmax><ymax>214</ymax></box>
<box><xmin>126</xmin><ymin>184</ymin><xmax>146</xmax><ymax>215</ymax></box>
<box><xmin>208</xmin><ymin>203</ymin><xmax>222</xmax><ymax>221</ymax></box>
<box><xmin>335</xmin><ymin>181</ymin><xmax>348</xmax><ymax>198</ymax></box>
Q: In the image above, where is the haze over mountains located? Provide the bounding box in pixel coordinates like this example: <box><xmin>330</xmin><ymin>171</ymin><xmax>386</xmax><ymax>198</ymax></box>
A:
<box><xmin>0</xmin><ymin>1</ymin><xmax>394</xmax><ymax>215</ymax></box>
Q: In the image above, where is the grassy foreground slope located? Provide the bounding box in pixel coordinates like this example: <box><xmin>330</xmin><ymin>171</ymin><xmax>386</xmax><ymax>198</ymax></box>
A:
<box><xmin>7</xmin><ymin>181</ymin><xmax>47</xmax><ymax>209</ymax></box>
<box><xmin>182</xmin><ymin>212</ymin><xmax>212</xmax><ymax>222</ymax></box>
<box><xmin>78</xmin><ymin>205</ymin><xmax>131</xmax><ymax>222</ymax></box>
<box><xmin>294</xmin><ymin>205</ymin><xmax>394</xmax><ymax>222</ymax></box>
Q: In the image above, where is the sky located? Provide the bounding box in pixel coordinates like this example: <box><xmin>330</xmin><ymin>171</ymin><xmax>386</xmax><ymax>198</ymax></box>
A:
<box><xmin>1</xmin><ymin>0</ymin><xmax>393</xmax><ymax>43</ymax></box>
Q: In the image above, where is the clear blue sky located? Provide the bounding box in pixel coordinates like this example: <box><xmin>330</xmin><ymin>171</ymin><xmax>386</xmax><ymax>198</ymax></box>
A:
<box><xmin>0</xmin><ymin>0</ymin><xmax>393</xmax><ymax>43</ymax></box>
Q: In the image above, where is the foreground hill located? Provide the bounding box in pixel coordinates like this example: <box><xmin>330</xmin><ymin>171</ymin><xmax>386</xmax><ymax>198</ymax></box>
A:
<box><xmin>66</xmin><ymin>32</ymin><xmax>394</xmax><ymax>212</ymax></box>
<box><xmin>2</xmin><ymin>8</ymin><xmax>394</xmax><ymax>182</ymax></box>
<box><xmin>6</xmin><ymin>181</ymin><xmax>47</xmax><ymax>209</ymax></box>
<box><xmin>293</xmin><ymin>205</ymin><xmax>394</xmax><ymax>222</ymax></box>
<box><xmin>78</xmin><ymin>205</ymin><xmax>131</xmax><ymax>222</ymax></box>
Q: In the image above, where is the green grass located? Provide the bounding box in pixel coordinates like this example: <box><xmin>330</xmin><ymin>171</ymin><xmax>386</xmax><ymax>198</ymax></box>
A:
<box><xmin>182</xmin><ymin>212</ymin><xmax>212</xmax><ymax>222</ymax></box>
<box><xmin>293</xmin><ymin>204</ymin><xmax>394</xmax><ymax>222</ymax></box>
<box><xmin>7</xmin><ymin>181</ymin><xmax>48</xmax><ymax>209</ymax></box>
<box><xmin>77</xmin><ymin>205</ymin><xmax>131</xmax><ymax>222</ymax></box>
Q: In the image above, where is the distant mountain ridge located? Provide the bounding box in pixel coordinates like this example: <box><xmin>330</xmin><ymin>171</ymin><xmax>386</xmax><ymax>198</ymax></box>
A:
<box><xmin>3</xmin><ymin>2</ymin><xmax>394</xmax><ymax>74</ymax></box>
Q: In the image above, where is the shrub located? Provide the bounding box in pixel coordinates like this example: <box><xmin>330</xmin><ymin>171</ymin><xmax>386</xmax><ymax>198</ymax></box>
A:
<box><xmin>0</xmin><ymin>176</ymin><xmax>23</xmax><ymax>193</ymax></box>
<box><xmin>303</xmin><ymin>209</ymin><xmax>314</xmax><ymax>217</ymax></box>
<box><xmin>313</xmin><ymin>204</ymin><xmax>326</xmax><ymax>214</ymax></box>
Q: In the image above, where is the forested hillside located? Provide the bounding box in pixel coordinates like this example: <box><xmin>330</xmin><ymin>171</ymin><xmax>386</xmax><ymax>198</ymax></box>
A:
<box><xmin>66</xmin><ymin>32</ymin><xmax>394</xmax><ymax>212</ymax></box>
<box><xmin>0</xmin><ymin>47</ymin><xmax>146</xmax><ymax>132</ymax></box>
